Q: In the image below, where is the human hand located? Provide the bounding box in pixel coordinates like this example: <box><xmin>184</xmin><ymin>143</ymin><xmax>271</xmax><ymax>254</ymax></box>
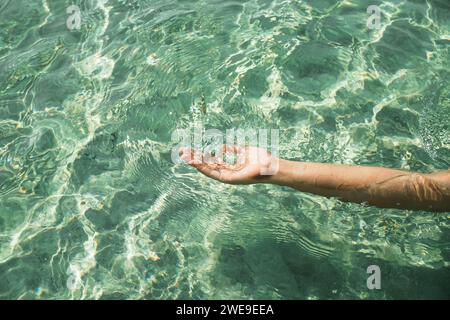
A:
<box><xmin>179</xmin><ymin>145</ymin><xmax>279</xmax><ymax>185</ymax></box>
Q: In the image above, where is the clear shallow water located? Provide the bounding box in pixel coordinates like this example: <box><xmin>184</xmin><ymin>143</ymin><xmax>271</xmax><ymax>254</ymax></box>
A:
<box><xmin>0</xmin><ymin>0</ymin><xmax>449</xmax><ymax>299</ymax></box>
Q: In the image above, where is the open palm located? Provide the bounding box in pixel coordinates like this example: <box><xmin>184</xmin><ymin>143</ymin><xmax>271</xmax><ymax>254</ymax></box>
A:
<box><xmin>179</xmin><ymin>145</ymin><xmax>278</xmax><ymax>184</ymax></box>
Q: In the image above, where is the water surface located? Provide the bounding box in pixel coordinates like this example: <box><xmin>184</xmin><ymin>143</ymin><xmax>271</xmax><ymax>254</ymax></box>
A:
<box><xmin>0</xmin><ymin>0</ymin><xmax>449</xmax><ymax>299</ymax></box>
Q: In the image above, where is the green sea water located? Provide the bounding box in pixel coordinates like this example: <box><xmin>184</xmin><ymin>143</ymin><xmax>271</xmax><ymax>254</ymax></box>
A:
<box><xmin>0</xmin><ymin>0</ymin><xmax>449</xmax><ymax>299</ymax></box>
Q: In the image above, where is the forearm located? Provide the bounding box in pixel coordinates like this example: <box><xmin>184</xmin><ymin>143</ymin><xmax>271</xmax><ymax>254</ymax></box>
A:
<box><xmin>267</xmin><ymin>159</ymin><xmax>450</xmax><ymax>212</ymax></box>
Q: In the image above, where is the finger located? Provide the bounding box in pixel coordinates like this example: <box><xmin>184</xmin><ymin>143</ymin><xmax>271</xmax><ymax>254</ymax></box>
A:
<box><xmin>179</xmin><ymin>147</ymin><xmax>204</xmax><ymax>165</ymax></box>
<box><xmin>203</xmin><ymin>151</ymin><xmax>224</xmax><ymax>165</ymax></box>
<box><xmin>179</xmin><ymin>147</ymin><xmax>191</xmax><ymax>161</ymax></box>
<box><xmin>180</xmin><ymin>147</ymin><xmax>231</xmax><ymax>182</ymax></box>
<box><xmin>190</xmin><ymin>162</ymin><xmax>223</xmax><ymax>181</ymax></box>
<box><xmin>222</xmin><ymin>144</ymin><xmax>243</xmax><ymax>154</ymax></box>
<box><xmin>222</xmin><ymin>145</ymin><xmax>244</xmax><ymax>165</ymax></box>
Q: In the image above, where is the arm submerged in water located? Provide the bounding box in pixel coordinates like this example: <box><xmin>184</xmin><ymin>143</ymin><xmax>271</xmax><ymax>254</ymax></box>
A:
<box><xmin>180</xmin><ymin>145</ymin><xmax>450</xmax><ymax>212</ymax></box>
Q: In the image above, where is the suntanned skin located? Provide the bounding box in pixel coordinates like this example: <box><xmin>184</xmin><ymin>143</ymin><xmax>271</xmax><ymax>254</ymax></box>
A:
<box><xmin>179</xmin><ymin>145</ymin><xmax>450</xmax><ymax>212</ymax></box>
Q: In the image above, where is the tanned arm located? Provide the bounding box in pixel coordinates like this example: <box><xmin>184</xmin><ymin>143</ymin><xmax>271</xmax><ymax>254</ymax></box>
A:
<box><xmin>180</xmin><ymin>145</ymin><xmax>450</xmax><ymax>212</ymax></box>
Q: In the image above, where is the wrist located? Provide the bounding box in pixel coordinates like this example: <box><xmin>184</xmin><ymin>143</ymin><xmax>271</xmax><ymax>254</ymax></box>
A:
<box><xmin>261</xmin><ymin>158</ymin><xmax>294</xmax><ymax>185</ymax></box>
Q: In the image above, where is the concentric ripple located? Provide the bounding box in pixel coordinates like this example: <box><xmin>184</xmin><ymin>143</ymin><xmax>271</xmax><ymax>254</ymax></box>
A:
<box><xmin>0</xmin><ymin>0</ymin><xmax>449</xmax><ymax>299</ymax></box>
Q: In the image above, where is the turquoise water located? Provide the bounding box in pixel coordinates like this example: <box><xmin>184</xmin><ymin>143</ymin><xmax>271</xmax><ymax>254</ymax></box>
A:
<box><xmin>0</xmin><ymin>0</ymin><xmax>449</xmax><ymax>299</ymax></box>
